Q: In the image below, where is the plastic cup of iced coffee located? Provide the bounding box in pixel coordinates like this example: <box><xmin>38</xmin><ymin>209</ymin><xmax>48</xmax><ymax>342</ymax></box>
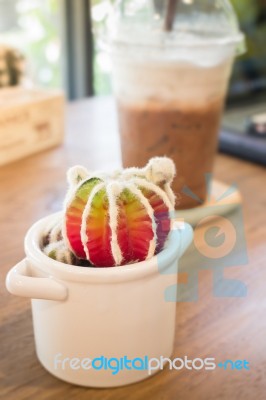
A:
<box><xmin>104</xmin><ymin>0</ymin><xmax>245</xmax><ymax>209</ymax></box>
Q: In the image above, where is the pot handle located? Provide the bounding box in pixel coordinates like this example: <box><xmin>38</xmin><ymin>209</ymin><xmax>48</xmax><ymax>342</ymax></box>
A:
<box><xmin>5</xmin><ymin>259</ymin><xmax>68</xmax><ymax>301</ymax></box>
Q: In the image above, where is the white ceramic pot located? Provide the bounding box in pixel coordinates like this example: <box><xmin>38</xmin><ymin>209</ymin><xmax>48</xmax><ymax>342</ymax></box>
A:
<box><xmin>6</xmin><ymin>212</ymin><xmax>193</xmax><ymax>387</ymax></box>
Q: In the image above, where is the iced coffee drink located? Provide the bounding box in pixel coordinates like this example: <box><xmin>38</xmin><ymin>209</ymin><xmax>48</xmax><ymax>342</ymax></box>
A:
<box><xmin>106</xmin><ymin>0</ymin><xmax>245</xmax><ymax>209</ymax></box>
<box><xmin>113</xmin><ymin>59</ymin><xmax>233</xmax><ymax>208</ymax></box>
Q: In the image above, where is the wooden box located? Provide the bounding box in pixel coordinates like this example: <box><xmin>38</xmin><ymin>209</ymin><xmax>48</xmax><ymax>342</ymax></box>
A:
<box><xmin>0</xmin><ymin>87</ymin><xmax>65</xmax><ymax>166</ymax></box>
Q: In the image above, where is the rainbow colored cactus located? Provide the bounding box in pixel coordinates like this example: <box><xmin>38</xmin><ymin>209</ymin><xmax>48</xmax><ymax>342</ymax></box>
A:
<box><xmin>63</xmin><ymin>157</ymin><xmax>176</xmax><ymax>267</ymax></box>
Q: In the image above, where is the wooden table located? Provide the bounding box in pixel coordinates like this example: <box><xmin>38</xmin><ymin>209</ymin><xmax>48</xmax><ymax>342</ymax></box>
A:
<box><xmin>1</xmin><ymin>97</ymin><xmax>266</xmax><ymax>400</ymax></box>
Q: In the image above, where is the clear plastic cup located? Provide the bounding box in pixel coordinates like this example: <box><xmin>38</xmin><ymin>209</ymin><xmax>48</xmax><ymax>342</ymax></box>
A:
<box><xmin>104</xmin><ymin>0</ymin><xmax>245</xmax><ymax>209</ymax></box>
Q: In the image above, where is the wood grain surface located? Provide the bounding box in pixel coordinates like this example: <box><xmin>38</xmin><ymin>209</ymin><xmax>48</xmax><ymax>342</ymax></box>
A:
<box><xmin>0</xmin><ymin>97</ymin><xmax>266</xmax><ymax>400</ymax></box>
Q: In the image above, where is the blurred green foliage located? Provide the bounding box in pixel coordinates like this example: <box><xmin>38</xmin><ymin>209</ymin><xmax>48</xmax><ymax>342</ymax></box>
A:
<box><xmin>0</xmin><ymin>0</ymin><xmax>61</xmax><ymax>88</ymax></box>
<box><xmin>91</xmin><ymin>0</ymin><xmax>112</xmax><ymax>94</ymax></box>
<box><xmin>230</xmin><ymin>0</ymin><xmax>266</xmax><ymax>96</ymax></box>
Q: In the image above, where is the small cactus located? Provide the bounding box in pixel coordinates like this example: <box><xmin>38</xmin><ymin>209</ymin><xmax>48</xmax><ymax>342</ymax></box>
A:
<box><xmin>43</xmin><ymin>240</ymin><xmax>75</xmax><ymax>265</ymax></box>
<box><xmin>63</xmin><ymin>157</ymin><xmax>176</xmax><ymax>267</ymax></box>
<box><xmin>42</xmin><ymin>217</ymin><xmax>90</xmax><ymax>266</ymax></box>
<box><xmin>0</xmin><ymin>45</ymin><xmax>25</xmax><ymax>88</ymax></box>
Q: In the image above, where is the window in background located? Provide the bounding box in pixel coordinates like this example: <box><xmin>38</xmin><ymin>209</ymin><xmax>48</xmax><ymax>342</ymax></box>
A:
<box><xmin>229</xmin><ymin>0</ymin><xmax>266</xmax><ymax>101</ymax></box>
<box><xmin>91</xmin><ymin>0</ymin><xmax>112</xmax><ymax>95</ymax></box>
<box><xmin>0</xmin><ymin>0</ymin><xmax>62</xmax><ymax>88</ymax></box>
<box><xmin>0</xmin><ymin>0</ymin><xmax>111</xmax><ymax>96</ymax></box>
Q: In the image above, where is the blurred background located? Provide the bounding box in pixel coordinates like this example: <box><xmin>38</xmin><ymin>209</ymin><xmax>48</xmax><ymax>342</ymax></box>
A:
<box><xmin>0</xmin><ymin>0</ymin><xmax>112</xmax><ymax>97</ymax></box>
<box><xmin>0</xmin><ymin>0</ymin><xmax>265</xmax><ymax>101</ymax></box>
<box><xmin>0</xmin><ymin>0</ymin><xmax>265</xmax><ymax>166</ymax></box>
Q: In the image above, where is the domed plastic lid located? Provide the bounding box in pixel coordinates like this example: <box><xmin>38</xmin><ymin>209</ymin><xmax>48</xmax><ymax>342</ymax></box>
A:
<box><xmin>103</xmin><ymin>0</ymin><xmax>245</xmax><ymax>56</ymax></box>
